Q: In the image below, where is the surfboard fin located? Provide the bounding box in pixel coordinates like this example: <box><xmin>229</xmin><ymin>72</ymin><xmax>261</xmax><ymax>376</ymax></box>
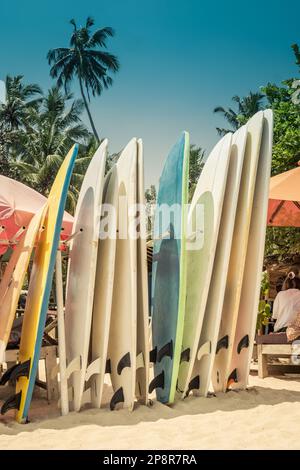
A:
<box><xmin>149</xmin><ymin>371</ymin><xmax>164</xmax><ymax>393</ymax></box>
<box><xmin>117</xmin><ymin>352</ymin><xmax>131</xmax><ymax>375</ymax></box>
<box><xmin>0</xmin><ymin>364</ymin><xmax>19</xmax><ymax>385</ymax></box>
<box><xmin>180</xmin><ymin>348</ymin><xmax>190</xmax><ymax>363</ymax></box>
<box><xmin>1</xmin><ymin>391</ymin><xmax>22</xmax><ymax>414</ymax></box>
<box><xmin>136</xmin><ymin>352</ymin><xmax>145</xmax><ymax>370</ymax></box>
<box><xmin>237</xmin><ymin>335</ymin><xmax>249</xmax><ymax>354</ymax></box>
<box><xmin>105</xmin><ymin>359</ymin><xmax>111</xmax><ymax>374</ymax></box>
<box><xmin>185</xmin><ymin>375</ymin><xmax>200</xmax><ymax>398</ymax></box>
<box><xmin>110</xmin><ymin>387</ymin><xmax>124</xmax><ymax>410</ymax></box>
<box><xmin>197</xmin><ymin>341</ymin><xmax>211</xmax><ymax>361</ymax></box>
<box><xmin>227</xmin><ymin>369</ymin><xmax>238</xmax><ymax>389</ymax></box>
<box><xmin>216</xmin><ymin>335</ymin><xmax>229</xmax><ymax>354</ymax></box>
<box><xmin>0</xmin><ymin>359</ymin><xmax>31</xmax><ymax>385</ymax></box>
<box><xmin>85</xmin><ymin>357</ymin><xmax>101</xmax><ymax>382</ymax></box>
<box><xmin>66</xmin><ymin>356</ymin><xmax>81</xmax><ymax>379</ymax></box>
<box><xmin>149</xmin><ymin>347</ymin><xmax>157</xmax><ymax>363</ymax></box>
<box><xmin>157</xmin><ymin>340</ymin><xmax>173</xmax><ymax>363</ymax></box>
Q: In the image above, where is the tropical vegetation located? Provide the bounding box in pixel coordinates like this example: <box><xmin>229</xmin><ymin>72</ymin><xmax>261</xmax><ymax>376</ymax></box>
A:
<box><xmin>214</xmin><ymin>44</ymin><xmax>300</xmax><ymax>259</ymax></box>
<box><xmin>48</xmin><ymin>16</ymin><xmax>119</xmax><ymax>142</ymax></box>
<box><xmin>0</xmin><ymin>18</ymin><xmax>300</xmax><ymax>262</ymax></box>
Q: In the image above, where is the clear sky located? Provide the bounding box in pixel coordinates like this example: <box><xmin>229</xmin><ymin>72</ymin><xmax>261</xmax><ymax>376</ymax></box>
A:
<box><xmin>0</xmin><ymin>0</ymin><xmax>299</xmax><ymax>187</ymax></box>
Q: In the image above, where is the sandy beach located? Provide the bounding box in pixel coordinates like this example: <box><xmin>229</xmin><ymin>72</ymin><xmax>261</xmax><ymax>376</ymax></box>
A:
<box><xmin>0</xmin><ymin>370</ymin><xmax>299</xmax><ymax>450</ymax></box>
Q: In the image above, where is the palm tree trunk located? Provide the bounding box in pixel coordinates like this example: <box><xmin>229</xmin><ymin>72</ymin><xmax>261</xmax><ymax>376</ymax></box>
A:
<box><xmin>78</xmin><ymin>76</ymin><xmax>100</xmax><ymax>143</ymax></box>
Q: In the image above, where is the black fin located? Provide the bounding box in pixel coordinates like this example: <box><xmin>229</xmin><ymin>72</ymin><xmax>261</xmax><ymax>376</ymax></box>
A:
<box><xmin>117</xmin><ymin>352</ymin><xmax>131</xmax><ymax>375</ymax></box>
<box><xmin>149</xmin><ymin>371</ymin><xmax>165</xmax><ymax>393</ymax></box>
<box><xmin>1</xmin><ymin>391</ymin><xmax>22</xmax><ymax>415</ymax></box>
<box><xmin>180</xmin><ymin>348</ymin><xmax>190</xmax><ymax>363</ymax></box>
<box><xmin>149</xmin><ymin>347</ymin><xmax>157</xmax><ymax>363</ymax></box>
<box><xmin>105</xmin><ymin>359</ymin><xmax>111</xmax><ymax>374</ymax></box>
<box><xmin>237</xmin><ymin>335</ymin><xmax>249</xmax><ymax>354</ymax></box>
<box><xmin>157</xmin><ymin>340</ymin><xmax>173</xmax><ymax>363</ymax></box>
<box><xmin>216</xmin><ymin>335</ymin><xmax>229</xmax><ymax>354</ymax></box>
<box><xmin>227</xmin><ymin>369</ymin><xmax>238</xmax><ymax>388</ymax></box>
<box><xmin>10</xmin><ymin>359</ymin><xmax>31</xmax><ymax>382</ymax></box>
<box><xmin>35</xmin><ymin>379</ymin><xmax>46</xmax><ymax>390</ymax></box>
<box><xmin>185</xmin><ymin>375</ymin><xmax>200</xmax><ymax>397</ymax></box>
<box><xmin>0</xmin><ymin>363</ymin><xmax>19</xmax><ymax>385</ymax></box>
<box><xmin>110</xmin><ymin>387</ymin><xmax>124</xmax><ymax>410</ymax></box>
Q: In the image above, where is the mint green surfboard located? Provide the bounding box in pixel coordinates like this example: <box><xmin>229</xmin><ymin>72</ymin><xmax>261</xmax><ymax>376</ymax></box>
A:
<box><xmin>150</xmin><ymin>132</ymin><xmax>189</xmax><ymax>404</ymax></box>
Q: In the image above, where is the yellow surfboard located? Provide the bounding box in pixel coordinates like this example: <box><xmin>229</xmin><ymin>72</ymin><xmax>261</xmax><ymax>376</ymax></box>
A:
<box><xmin>0</xmin><ymin>205</ymin><xmax>47</xmax><ymax>363</ymax></box>
<box><xmin>1</xmin><ymin>145</ymin><xmax>78</xmax><ymax>423</ymax></box>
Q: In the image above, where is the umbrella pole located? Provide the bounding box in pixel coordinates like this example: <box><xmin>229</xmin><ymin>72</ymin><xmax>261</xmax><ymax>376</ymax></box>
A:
<box><xmin>55</xmin><ymin>250</ymin><xmax>69</xmax><ymax>416</ymax></box>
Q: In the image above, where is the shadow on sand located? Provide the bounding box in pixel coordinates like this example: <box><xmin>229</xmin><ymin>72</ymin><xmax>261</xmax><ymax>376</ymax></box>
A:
<box><xmin>0</xmin><ymin>372</ymin><xmax>300</xmax><ymax>435</ymax></box>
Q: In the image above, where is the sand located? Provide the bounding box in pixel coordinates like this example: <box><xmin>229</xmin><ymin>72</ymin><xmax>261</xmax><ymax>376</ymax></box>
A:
<box><xmin>0</xmin><ymin>371</ymin><xmax>299</xmax><ymax>450</ymax></box>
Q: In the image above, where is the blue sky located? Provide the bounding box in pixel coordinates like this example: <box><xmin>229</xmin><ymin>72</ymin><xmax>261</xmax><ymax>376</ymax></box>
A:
<box><xmin>0</xmin><ymin>0</ymin><xmax>299</xmax><ymax>187</ymax></box>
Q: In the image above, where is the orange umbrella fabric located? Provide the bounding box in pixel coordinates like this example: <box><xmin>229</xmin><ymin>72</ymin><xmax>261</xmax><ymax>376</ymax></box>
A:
<box><xmin>0</xmin><ymin>175</ymin><xmax>73</xmax><ymax>254</ymax></box>
<box><xmin>268</xmin><ymin>165</ymin><xmax>300</xmax><ymax>227</ymax></box>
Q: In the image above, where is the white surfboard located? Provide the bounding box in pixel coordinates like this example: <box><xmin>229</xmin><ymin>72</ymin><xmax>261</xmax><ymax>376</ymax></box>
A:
<box><xmin>212</xmin><ymin>111</ymin><xmax>264</xmax><ymax>393</ymax></box>
<box><xmin>177</xmin><ymin>133</ymin><xmax>232</xmax><ymax>398</ymax></box>
<box><xmin>108</xmin><ymin>138</ymin><xmax>138</xmax><ymax>411</ymax></box>
<box><xmin>65</xmin><ymin>140</ymin><xmax>107</xmax><ymax>411</ymax></box>
<box><xmin>89</xmin><ymin>166</ymin><xmax>118</xmax><ymax>408</ymax></box>
<box><xmin>187</xmin><ymin>125</ymin><xmax>247</xmax><ymax>398</ymax></box>
<box><xmin>136</xmin><ymin>139</ymin><xmax>150</xmax><ymax>404</ymax></box>
<box><xmin>228</xmin><ymin>110</ymin><xmax>273</xmax><ymax>390</ymax></box>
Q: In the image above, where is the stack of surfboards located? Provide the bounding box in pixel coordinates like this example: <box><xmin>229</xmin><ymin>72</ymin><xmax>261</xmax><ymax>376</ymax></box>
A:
<box><xmin>64</xmin><ymin>137</ymin><xmax>149</xmax><ymax>413</ymax></box>
<box><xmin>0</xmin><ymin>109</ymin><xmax>273</xmax><ymax>422</ymax></box>
<box><xmin>150</xmin><ymin>110</ymin><xmax>273</xmax><ymax>403</ymax></box>
<box><xmin>0</xmin><ymin>145</ymin><xmax>78</xmax><ymax>423</ymax></box>
<box><xmin>0</xmin><ymin>138</ymin><xmax>150</xmax><ymax>422</ymax></box>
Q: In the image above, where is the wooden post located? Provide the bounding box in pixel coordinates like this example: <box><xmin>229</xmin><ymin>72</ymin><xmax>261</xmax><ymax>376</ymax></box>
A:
<box><xmin>55</xmin><ymin>250</ymin><xmax>69</xmax><ymax>415</ymax></box>
<box><xmin>44</xmin><ymin>346</ymin><xmax>59</xmax><ymax>401</ymax></box>
<box><xmin>258</xmin><ymin>344</ymin><xmax>268</xmax><ymax>378</ymax></box>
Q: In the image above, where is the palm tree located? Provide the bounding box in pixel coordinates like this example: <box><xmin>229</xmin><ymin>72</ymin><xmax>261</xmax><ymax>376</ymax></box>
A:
<box><xmin>213</xmin><ymin>92</ymin><xmax>265</xmax><ymax>135</ymax></box>
<box><xmin>292</xmin><ymin>43</ymin><xmax>300</xmax><ymax>68</ymax></box>
<box><xmin>0</xmin><ymin>75</ymin><xmax>42</xmax><ymax>131</ymax></box>
<box><xmin>189</xmin><ymin>145</ymin><xmax>205</xmax><ymax>200</ymax></box>
<box><xmin>47</xmin><ymin>16</ymin><xmax>120</xmax><ymax>142</ymax></box>
<box><xmin>11</xmin><ymin>87</ymin><xmax>91</xmax><ymax>212</ymax></box>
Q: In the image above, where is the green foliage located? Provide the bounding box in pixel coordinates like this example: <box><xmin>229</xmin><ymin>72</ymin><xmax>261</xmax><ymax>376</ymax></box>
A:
<box><xmin>189</xmin><ymin>145</ymin><xmax>205</xmax><ymax>201</ymax></box>
<box><xmin>262</xmin><ymin>44</ymin><xmax>300</xmax><ymax>258</ymax></box>
<box><xmin>213</xmin><ymin>92</ymin><xmax>265</xmax><ymax>136</ymax></box>
<box><xmin>6</xmin><ymin>86</ymin><xmax>91</xmax><ymax>212</ymax></box>
<box><xmin>145</xmin><ymin>185</ymin><xmax>157</xmax><ymax>204</ymax></box>
<box><xmin>265</xmin><ymin>226</ymin><xmax>300</xmax><ymax>258</ymax></box>
<box><xmin>257</xmin><ymin>300</ymin><xmax>272</xmax><ymax>330</ymax></box>
<box><xmin>0</xmin><ymin>75</ymin><xmax>42</xmax><ymax>131</ymax></box>
<box><xmin>262</xmin><ymin>80</ymin><xmax>300</xmax><ymax>176</ymax></box>
<box><xmin>48</xmin><ymin>17</ymin><xmax>119</xmax><ymax>141</ymax></box>
<box><xmin>261</xmin><ymin>270</ymin><xmax>270</xmax><ymax>297</ymax></box>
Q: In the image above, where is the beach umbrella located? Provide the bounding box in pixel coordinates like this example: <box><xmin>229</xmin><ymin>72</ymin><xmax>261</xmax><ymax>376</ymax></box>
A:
<box><xmin>268</xmin><ymin>164</ymin><xmax>300</xmax><ymax>227</ymax></box>
<box><xmin>0</xmin><ymin>175</ymin><xmax>73</xmax><ymax>255</ymax></box>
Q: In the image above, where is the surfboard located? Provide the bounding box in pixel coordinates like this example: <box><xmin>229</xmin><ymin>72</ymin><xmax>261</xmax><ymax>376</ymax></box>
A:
<box><xmin>177</xmin><ymin>132</ymin><xmax>232</xmax><ymax>399</ymax></box>
<box><xmin>180</xmin><ymin>126</ymin><xmax>247</xmax><ymax>398</ymax></box>
<box><xmin>228</xmin><ymin>110</ymin><xmax>273</xmax><ymax>390</ymax></box>
<box><xmin>0</xmin><ymin>205</ymin><xmax>46</xmax><ymax>363</ymax></box>
<box><xmin>135</xmin><ymin>139</ymin><xmax>150</xmax><ymax>404</ymax></box>
<box><xmin>0</xmin><ymin>145</ymin><xmax>78</xmax><ymax>423</ymax></box>
<box><xmin>150</xmin><ymin>132</ymin><xmax>189</xmax><ymax>404</ymax></box>
<box><xmin>89</xmin><ymin>166</ymin><xmax>118</xmax><ymax>409</ymax></box>
<box><xmin>65</xmin><ymin>140</ymin><xmax>107</xmax><ymax>412</ymax></box>
<box><xmin>212</xmin><ymin>111</ymin><xmax>264</xmax><ymax>393</ymax></box>
<box><xmin>108</xmin><ymin>138</ymin><xmax>138</xmax><ymax>411</ymax></box>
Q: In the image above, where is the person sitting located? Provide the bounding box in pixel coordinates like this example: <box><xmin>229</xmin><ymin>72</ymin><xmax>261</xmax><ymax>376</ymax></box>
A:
<box><xmin>272</xmin><ymin>271</ymin><xmax>300</xmax><ymax>333</ymax></box>
<box><xmin>286</xmin><ymin>309</ymin><xmax>300</xmax><ymax>342</ymax></box>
